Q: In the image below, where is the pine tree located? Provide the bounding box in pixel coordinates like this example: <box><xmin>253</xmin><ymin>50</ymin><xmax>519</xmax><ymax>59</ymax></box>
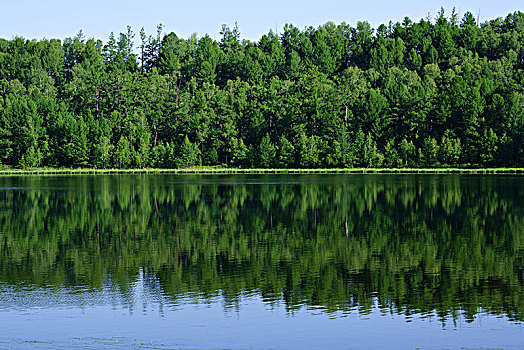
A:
<box><xmin>115</xmin><ymin>136</ymin><xmax>131</xmax><ymax>169</ymax></box>
<box><xmin>422</xmin><ymin>137</ymin><xmax>439</xmax><ymax>166</ymax></box>
<box><xmin>277</xmin><ymin>135</ymin><xmax>295</xmax><ymax>167</ymax></box>
<box><xmin>259</xmin><ymin>133</ymin><xmax>276</xmax><ymax>168</ymax></box>
<box><xmin>180</xmin><ymin>135</ymin><xmax>199</xmax><ymax>168</ymax></box>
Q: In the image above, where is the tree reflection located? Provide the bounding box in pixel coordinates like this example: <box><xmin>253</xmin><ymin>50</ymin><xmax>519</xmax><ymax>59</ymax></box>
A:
<box><xmin>0</xmin><ymin>174</ymin><xmax>523</xmax><ymax>321</ymax></box>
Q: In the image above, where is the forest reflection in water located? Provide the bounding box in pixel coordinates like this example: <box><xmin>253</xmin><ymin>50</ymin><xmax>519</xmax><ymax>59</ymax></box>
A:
<box><xmin>0</xmin><ymin>174</ymin><xmax>523</xmax><ymax>325</ymax></box>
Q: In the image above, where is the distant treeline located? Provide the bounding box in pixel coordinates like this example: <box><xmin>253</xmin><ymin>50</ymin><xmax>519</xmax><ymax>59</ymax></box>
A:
<box><xmin>0</xmin><ymin>9</ymin><xmax>523</xmax><ymax>168</ymax></box>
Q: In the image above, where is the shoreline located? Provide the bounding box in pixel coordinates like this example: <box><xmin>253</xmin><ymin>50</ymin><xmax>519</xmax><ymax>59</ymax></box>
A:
<box><xmin>0</xmin><ymin>167</ymin><xmax>523</xmax><ymax>175</ymax></box>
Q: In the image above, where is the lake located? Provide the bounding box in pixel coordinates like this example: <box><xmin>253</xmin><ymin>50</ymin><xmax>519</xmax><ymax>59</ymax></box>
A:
<box><xmin>0</xmin><ymin>174</ymin><xmax>523</xmax><ymax>349</ymax></box>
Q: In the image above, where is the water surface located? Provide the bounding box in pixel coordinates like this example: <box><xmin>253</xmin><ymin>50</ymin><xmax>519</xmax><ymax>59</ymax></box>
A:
<box><xmin>0</xmin><ymin>174</ymin><xmax>523</xmax><ymax>349</ymax></box>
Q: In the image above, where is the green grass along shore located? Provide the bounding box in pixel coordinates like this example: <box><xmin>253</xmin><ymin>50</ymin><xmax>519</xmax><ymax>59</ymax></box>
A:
<box><xmin>0</xmin><ymin>167</ymin><xmax>522</xmax><ymax>175</ymax></box>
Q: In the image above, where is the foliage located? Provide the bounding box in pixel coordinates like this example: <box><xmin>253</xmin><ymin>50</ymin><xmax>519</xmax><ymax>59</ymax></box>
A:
<box><xmin>1</xmin><ymin>10</ymin><xmax>524</xmax><ymax>168</ymax></box>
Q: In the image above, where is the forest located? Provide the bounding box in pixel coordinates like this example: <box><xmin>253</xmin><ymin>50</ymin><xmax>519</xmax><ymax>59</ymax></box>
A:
<box><xmin>0</xmin><ymin>9</ymin><xmax>523</xmax><ymax>169</ymax></box>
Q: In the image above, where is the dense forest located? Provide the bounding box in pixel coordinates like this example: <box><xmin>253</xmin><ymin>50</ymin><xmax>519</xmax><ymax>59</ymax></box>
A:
<box><xmin>1</xmin><ymin>175</ymin><xmax>523</xmax><ymax>320</ymax></box>
<box><xmin>0</xmin><ymin>9</ymin><xmax>523</xmax><ymax>169</ymax></box>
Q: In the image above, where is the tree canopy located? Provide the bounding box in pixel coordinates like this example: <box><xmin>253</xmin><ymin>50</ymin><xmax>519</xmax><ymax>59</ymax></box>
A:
<box><xmin>1</xmin><ymin>10</ymin><xmax>523</xmax><ymax>168</ymax></box>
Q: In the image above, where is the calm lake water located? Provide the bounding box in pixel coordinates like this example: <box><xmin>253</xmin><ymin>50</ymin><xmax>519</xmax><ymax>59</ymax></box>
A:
<box><xmin>0</xmin><ymin>174</ymin><xmax>523</xmax><ymax>349</ymax></box>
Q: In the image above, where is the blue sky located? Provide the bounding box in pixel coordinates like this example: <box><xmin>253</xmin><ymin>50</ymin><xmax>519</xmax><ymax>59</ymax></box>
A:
<box><xmin>0</xmin><ymin>0</ymin><xmax>522</xmax><ymax>42</ymax></box>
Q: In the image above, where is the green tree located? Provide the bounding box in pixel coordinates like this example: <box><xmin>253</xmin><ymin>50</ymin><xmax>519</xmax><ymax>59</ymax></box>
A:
<box><xmin>258</xmin><ymin>133</ymin><xmax>276</xmax><ymax>168</ymax></box>
<box><xmin>180</xmin><ymin>135</ymin><xmax>200</xmax><ymax>168</ymax></box>
<box><xmin>115</xmin><ymin>136</ymin><xmax>131</xmax><ymax>168</ymax></box>
<box><xmin>421</xmin><ymin>137</ymin><xmax>439</xmax><ymax>166</ymax></box>
<box><xmin>230</xmin><ymin>137</ymin><xmax>248</xmax><ymax>166</ymax></box>
<box><xmin>479</xmin><ymin>128</ymin><xmax>499</xmax><ymax>166</ymax></box>
<box><xmin>399</xmin><ymin>138</ymin><xmax>416</xmax><ymax>167</ymax></box>
<box><xmin>277</xmin><ymin>135</ymin><xmax>295</xmax><ymax>167</ymax></box>
<box><xmin>0</xmin><ymin>11</ymin><xmax>523</xmax><ymax>170</ymax></box>
<box><xmin>383</xmin><ymin>140</ymin><xmax>400</xmax><ymax>167</ymax></box>
<box><xmin>20</xmin><ymin>146</ymin><xmax>42</xmax><ymax>168</ymax></box>
<box><xmin>363</xmin><ymin>133</ymin><xmax>383</xmax><ymax>167</ymax></box>
<box><xmin>331</xmin><ymin>129</ymin><xmax>356</xmax><ymax>167</ymax></box>
<box><xmin>133</xmin><ymin>112</ymin><xmax>151</xmax><ymax>168</ymax></box>
<box><xmin>95</xmin><ymin>136</ymin><xmax>112</xmax><ymax>169</ymax></box>
<box><xmin>439</xmin><ymin>130</ymin><xmax>462</xmax><ymax>165</ymax></box>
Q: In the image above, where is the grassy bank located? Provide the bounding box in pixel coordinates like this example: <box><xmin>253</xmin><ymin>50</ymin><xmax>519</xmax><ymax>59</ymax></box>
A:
<box><xmin>0</xmin><ymin>167</ymin><xmax>523</xmax><ymax>175</ymax></box>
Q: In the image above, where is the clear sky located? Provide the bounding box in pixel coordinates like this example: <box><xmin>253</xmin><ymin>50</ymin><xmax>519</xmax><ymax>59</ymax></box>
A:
<box><xmin>0</xmin><ymin>0</ymin><xmax>522</xmax><ymax>43</ymax></box>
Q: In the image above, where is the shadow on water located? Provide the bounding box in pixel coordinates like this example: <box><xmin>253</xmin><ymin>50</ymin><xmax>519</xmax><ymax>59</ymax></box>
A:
<box><xmin>0</xmin><ymin>174</ymin><xmax>523</xmax><ymax>325</ymax></box>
